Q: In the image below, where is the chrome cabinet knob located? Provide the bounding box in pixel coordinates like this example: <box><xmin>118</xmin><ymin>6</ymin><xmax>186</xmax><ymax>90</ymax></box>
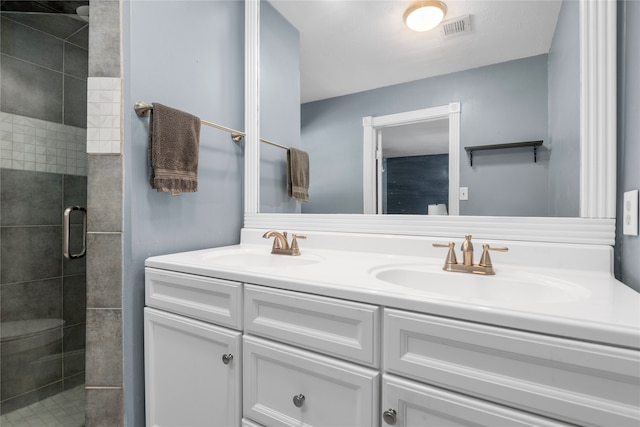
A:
<box><xmin>383</xmin><ymin>408</ymin><xmax>397</xmax><ymax>425</ymax></box>
<box><xmin>221</xmin><ymin>354</ymin><xmax>233</xmax><ymax>365</ymax></box>
<box><xmin>292</xmin><ymin>394</ymin><xmax>305</xmax><ymax>408</ymax></box>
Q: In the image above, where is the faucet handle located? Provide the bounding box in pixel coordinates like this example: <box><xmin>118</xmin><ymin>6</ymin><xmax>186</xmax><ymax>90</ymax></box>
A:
<box><xmin>291</xmin><ymin>234</ymin><xmax>306</xmax><ymax>247</ymax></box>
<box><xmin>290</xmin><ymin>234</ymin><xmax>306</xmax><ymax>255</ymax></box>
<box><xmin>433</xmin><ymin>242</ymin><xmax>458</xmax><ymax>266</ymax></box>
<box><xmin>479</xmin><ymin>244</ymin><xmax>509</xmax><ymax>267</ymax></box>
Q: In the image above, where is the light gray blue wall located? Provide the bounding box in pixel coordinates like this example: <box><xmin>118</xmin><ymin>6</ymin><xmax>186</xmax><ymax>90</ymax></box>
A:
<box><xmin>301</xmin><ymin>55</ymin><xmax>550</xmax><ymax>216</ymax></box>
<box><xmin>548</xmin><ymin>0</ymin><xmax>580</xmax><ymax>217</ymax></box>
<box><xmin>260</xmin><ymin>0</ymin><xmax>301</xmax><ymax>213</ymax></box>
<box><xmin>616</xmin><ymin>0</ymin><xmax>640</xmax><ymax>292</ymax></box>
<box><xmin>122</xmin><ymin>1</ymin><xmax>245</xmax><ymax>425</ymax></box>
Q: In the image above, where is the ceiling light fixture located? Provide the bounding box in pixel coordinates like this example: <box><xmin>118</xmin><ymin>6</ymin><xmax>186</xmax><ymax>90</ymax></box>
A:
<box><xmin>403</xmin><ymin>1</ymin><xmax>447</xmax><ymax>32</ymax></box>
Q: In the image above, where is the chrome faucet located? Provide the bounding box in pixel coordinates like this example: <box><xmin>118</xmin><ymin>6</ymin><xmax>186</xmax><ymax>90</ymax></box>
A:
<box><xmin>263</xmin><ymin>230</ymin><xmax>306</xmax><ymax>256</ymax></box>
<box><xmin>433</xmin><ymin>235</ymin><xmax>508</xmax><ymax>275</ymax></box>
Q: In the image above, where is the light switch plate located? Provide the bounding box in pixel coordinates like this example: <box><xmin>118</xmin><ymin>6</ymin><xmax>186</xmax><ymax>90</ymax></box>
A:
<box><xmin>623</xmin><ymin>189</ymin><xmax>638</xmax><ymax>236</ymax></box>
<box><xmin>459</xmin><ymin>187</ymin><xmax>469</xmax><ymax>201</ymax></box>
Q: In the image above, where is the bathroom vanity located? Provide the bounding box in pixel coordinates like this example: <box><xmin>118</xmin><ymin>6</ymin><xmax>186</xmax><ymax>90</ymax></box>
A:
<box><xmin>144</xmin><ymin>229</ymin><xmax>640</xmax><ymax>427</ymax></box>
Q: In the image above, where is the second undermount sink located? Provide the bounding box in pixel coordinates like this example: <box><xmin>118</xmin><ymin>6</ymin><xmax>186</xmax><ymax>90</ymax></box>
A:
<box><xmin>201</xmin><ymin>248</ymin><xmax>324</xmax><ymax>269</ymax></box>
<box><xmin>371</xmin><ymin>264</ymin><xmax>592</xmax><ymax>304</ymax></box>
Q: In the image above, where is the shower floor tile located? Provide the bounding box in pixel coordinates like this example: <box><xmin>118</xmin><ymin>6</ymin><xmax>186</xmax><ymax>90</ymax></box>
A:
<box><xmin>0</xmin><ymin>385</ymin><xmax>84</xmax><ymax>427</ymax></box>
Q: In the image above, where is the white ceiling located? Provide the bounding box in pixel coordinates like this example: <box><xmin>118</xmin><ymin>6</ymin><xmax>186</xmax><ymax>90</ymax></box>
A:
<box><xmin>382</xmin><ymin>118</ymin><xmax>450</xmax><ymax>157</ymax></box>
<box><xmin>269</xmin><ymin>0</ymin><xmax>563</xmax><ymax>104</ymax></box>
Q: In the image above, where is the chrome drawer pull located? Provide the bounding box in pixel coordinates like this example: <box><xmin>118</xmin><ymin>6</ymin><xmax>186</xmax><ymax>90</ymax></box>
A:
<box><xmin>222</xmin><ymin>354</ymin><xmax>233</xmax><ymax>365</ymax></box>
<box><xmin>292</xmin><ymin>394</ymin><xmax>305</xmax><ymax>408</ymax></box>
<box><xmin>383</xmin><ymin>408</ymin><xmax>397</xmax><ymax>425</ymax></box>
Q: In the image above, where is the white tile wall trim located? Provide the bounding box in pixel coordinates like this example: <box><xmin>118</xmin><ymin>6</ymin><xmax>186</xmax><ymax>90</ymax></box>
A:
<box><xmin>0</xmin><ymin>112</ymin><xmax>88</xmax><ymax>176</ymax></box>
<box><xmin>87</xmin><ymin>77</ymin><xmax>122</xmax><ymax>154</ymax></box>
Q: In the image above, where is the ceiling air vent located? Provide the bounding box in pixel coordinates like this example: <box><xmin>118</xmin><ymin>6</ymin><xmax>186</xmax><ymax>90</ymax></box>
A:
<box><xmin>440</xmin><ymin>14</ymin><xmax>471</xmax><ymax>38</ymax></box>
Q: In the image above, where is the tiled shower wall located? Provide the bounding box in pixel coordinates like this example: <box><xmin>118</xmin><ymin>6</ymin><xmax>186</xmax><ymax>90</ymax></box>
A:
<box><xmin>0</xmin><ymin>169</ymin><xmax>87</xmax><ymax>414</ymax></box>
<box><xmin>0</xmin><ymin>12</ymin><xmax>89</xmax><ymax>177</ymax></box>
<box><xmin>0</xmin><ymin>9</ymin><xmax>88</xmax><ymax>415</ymax></box>
<box><xmin>84</xmin><ymin>1</ymin><xmax>124</xmax><ymax>425</ymax></box>
<box><xmin>385</xmin><ymin>154</ymin><xmax>450</xmax><ymax>214</ymax></box>
<box><xmin>0</xmin><ymin>15</ymin><xmax>88</xmax><ymax>128</ymax></box>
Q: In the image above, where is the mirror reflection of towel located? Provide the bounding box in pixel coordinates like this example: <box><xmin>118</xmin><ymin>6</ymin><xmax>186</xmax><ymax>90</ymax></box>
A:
<box><xmin>148</xmin><ymin>103</ymin><xmax>201</xmax><ymax>195</ymax></box>
<box><xmin>287</xmin><ymin>148</ymin><xmax>309</xmax><ymax>202</ymax></box>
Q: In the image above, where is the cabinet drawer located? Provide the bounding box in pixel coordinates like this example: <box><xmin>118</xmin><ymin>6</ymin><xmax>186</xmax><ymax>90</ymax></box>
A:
<box><xmin>245</xmin><ymin>284</ymin><xmax>379</xmax><ymax>366</ymax></box>
<box><xmin>144</xmin><ymin>308</ymin><xmax>241</xmax><ymax>427</ymax></box>
<box><xmin>384</xmin><ymin>308</ymin><xmax>640</xmax><ymax>427</ymax></box>
<box><xmin>146</xmin><ymin>268</ymin><xmax>242</xmax><ymax>329</ymax></box>
<box><xmin>243</xmin><ymin>335</ymin><xmax>379</xmax><ymax>427</ymax></box>
<box><xmin>382</xmin><ymin>374</ymin><xmax>569</xmax><ymax>427</ymax></box>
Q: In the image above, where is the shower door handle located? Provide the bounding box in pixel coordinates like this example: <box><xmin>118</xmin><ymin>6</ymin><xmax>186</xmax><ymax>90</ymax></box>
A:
<box><xmin>63</xmin><ymin>206</ymin><xmax>87</xmax><ymax>259</ymax></box>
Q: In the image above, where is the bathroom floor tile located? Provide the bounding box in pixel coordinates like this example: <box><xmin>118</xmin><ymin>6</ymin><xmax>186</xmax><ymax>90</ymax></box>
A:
<box><xmin>0</xmin><ymin>384</ymin><xmax>84</xmax><ymax>427</ymax></box>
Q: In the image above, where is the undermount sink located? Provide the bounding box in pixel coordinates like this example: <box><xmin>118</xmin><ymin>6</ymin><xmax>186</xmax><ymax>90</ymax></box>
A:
<box><xmin>371</xmin><ymin>264</ymin><xmax>592</xmax><ymax>304</ymax></box>
<box><xmin>201</xmin><ymin>248</ymin><xmax>323</xmax><ymax>269</ymax></box>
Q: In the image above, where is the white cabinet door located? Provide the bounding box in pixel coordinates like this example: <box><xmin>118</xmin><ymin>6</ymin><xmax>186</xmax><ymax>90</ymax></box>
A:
<box><xmin>145</xmin><ymin>307</ymin><xmax>242</xmax><ymax>427</ymax></box>
<box><xmin>382</xmin><ymin>374</ymin><xmax>570</xmax><ymax>427</ymax></box>
<box><xmin>244</xmin><ymin>335</ymin><xmax>379</xmax><ymax>427</ymax></box>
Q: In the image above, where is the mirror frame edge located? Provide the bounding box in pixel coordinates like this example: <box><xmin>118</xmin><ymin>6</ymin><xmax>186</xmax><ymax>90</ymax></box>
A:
<box><xmin>244</xmin><ymin>0</ymin><xmax>616</xmax><ymax>246</ymax></box>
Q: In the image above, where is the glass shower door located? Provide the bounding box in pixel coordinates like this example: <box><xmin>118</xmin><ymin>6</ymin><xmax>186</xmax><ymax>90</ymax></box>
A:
<box><xmin>0</xmin><ymin>2</ymin><xmax>89</xmax><ymax>425</ymax></box>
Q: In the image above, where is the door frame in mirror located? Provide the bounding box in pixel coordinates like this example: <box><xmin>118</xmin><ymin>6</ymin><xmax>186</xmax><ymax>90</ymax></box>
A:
<box><xmin>244</xmin><ymin>0</ymin><xmax>617</xmax><ymax>245</ymax></box>
<box><xmin>363</xmin><ymin>103</ymin><xmax>461</xmax><ymax>215</ymax></box>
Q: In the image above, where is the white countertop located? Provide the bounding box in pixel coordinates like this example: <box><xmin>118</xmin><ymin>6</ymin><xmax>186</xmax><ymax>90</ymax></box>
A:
<box><xmin>145</xmin><ymin>229</ymin><xmax>640</xmax><ymax>349</ymax></box>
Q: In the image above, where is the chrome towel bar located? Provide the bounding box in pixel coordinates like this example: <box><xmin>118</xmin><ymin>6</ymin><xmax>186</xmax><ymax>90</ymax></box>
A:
<box><xmin>134</xmin><ymin>101</ymin><xmax>288</xmax><ymax>150</ymax></box>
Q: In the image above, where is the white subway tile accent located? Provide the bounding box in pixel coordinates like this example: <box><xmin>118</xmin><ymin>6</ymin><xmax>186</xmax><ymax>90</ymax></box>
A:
<box><xmin>0</xmin><ymin>112</ymin><xmax>87</xmax><ymax>176</ymax></box>
<box><xmin>86</xmin><ymin>77</ymin><xmax>122</xmax><ymax>154</ymax></box>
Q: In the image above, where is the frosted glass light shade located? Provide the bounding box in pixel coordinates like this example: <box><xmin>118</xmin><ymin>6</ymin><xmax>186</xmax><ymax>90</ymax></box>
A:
<box><xmin>404</xmin><ymin>1</ymin><xmax>447</xmax><ymax>32</ymax></box>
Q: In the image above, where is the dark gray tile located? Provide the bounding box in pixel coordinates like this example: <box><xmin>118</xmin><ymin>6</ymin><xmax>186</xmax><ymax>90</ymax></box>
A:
<box><xmin>85</xmin><ymin>387</ymin><xmax>123</xmax><ymax>427</ymax></box>
<box><xmin>0</xmin><ymin>278</ymin><xmax>62</xmax><ymax>321</ymax></box>
<box><xmin>1</xmin><ymin>1</ymin><xmax>88</xmax><ymax>15</ymax></box>
<box><xmin>1</xmin><ymin>169</ymin><xmax>63</xmax><ymax>226</ymax></box>
<box><xmin>62</xmin><ymin>175</ymin><xmax>87</xmax><ymax>229</ymax></box>
<box><xmin>63</xmin><ymin>347</ymin><xmax>85</xmax><ymax>378</ymax></box>
<box><xmin>67</xmin><ymin>26</ymin><xmax>89</xmax><ymax>50</ymax></box>
<box><xmin>86</xmin><ymin>233</ymin><xmax>121</xmax><ymax>309</ymax></box>
<box><xmin>64</xmin><ymin>42</ymin><xmax>88</xmax><ymax>79</ymax></box>
<box><xmin>62</xmin><ymin>349</ymin><xmax>85</xmax><ymax>380</ymax></box>
<box><xmin>1</xmin><ymin>329</ymin><xmax>63</xmax><ymax>399</ymax></box>
<box><xmin>63</xmin><ymin>75</ymin><xmax>87</xmax><ymax>128</ymax></box>
<box><xmin>64</xmin><ymin>372</ymin><xmax>85</xmax><ymax>390</ymax></box>
<box><xmin>0</xmin><ymin>381</ymin><xmax>62</xmax><ymax>415</ymax></box>
<box><xmin>63</xmin><ymin>274</ymin><xmax>86</xmax><ymax>325</ymax></box>
<box><xmin>1</xmin><ymin>17</ymin><xmax>63</xmax><ymax>71</ymax></box>
<box><xmin>63</xmin><ymin>323</ymin><xmax>85</xmax><ymax>352</ymax></box>
<box><xmin>88</xmin><ymin>0</ymin><xmax>120</xmax><ymax>77</ymax></box>
<box><xmin>63</xmin><ymin>174</ymin><xmax>88</xmax><ymax>212</ymax></box>
<box><xmin>0</xmin><ymin>226</ymin><xmax>62</xmax><ymax>284</ymax></box>
<box><xmin>1</xmin><ymin>55</ymin><xmax>63</xmax><ymax>123</ymax></box>
<box><xmin>87</xmin><ymin>155</ymin><xmax>122</xmax><ymax>232</ymax></box>
<box><xmin>1</xmin><ymin>12</ymin><xmax>88</xmax><ymax>40</ymax></box>
<box><xmin>63</xmin><ymin>324</ymin><xmax>85</xmax><ymax>378</ymax></box>
<box><xmin>85</xmin><ymin>309</ymin><xmax>122</xmax><ymax>387</ymax></box>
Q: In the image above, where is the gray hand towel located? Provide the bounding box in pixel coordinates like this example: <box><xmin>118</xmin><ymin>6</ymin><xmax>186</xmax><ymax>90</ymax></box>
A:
<box><xmin>148</xmin><ymin>103</ymin><xmax>201</xmax><ymax>195</ymax></box>
<box><xmin>287</xmin><ymin>147</ymin><xmax>309</xmax><ymax>202</ymax></box>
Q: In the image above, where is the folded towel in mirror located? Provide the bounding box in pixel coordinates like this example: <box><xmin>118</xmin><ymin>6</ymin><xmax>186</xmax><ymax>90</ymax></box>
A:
<box><xmin>148</xmin><ymin>103</ymin><xmax>201</xmax><ymax>195</ymax></box>
<box><xmin>287</xmin><ymin>147</ymin><xmax>309</xmax><ymax>202</ymax></box>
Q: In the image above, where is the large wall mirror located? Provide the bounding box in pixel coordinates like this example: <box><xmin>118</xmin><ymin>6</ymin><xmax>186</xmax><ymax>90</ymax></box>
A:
<box><xmin>244</xmin><ymin>0</ymin><xmax>617</xmax><ymax>245</ymax></box>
